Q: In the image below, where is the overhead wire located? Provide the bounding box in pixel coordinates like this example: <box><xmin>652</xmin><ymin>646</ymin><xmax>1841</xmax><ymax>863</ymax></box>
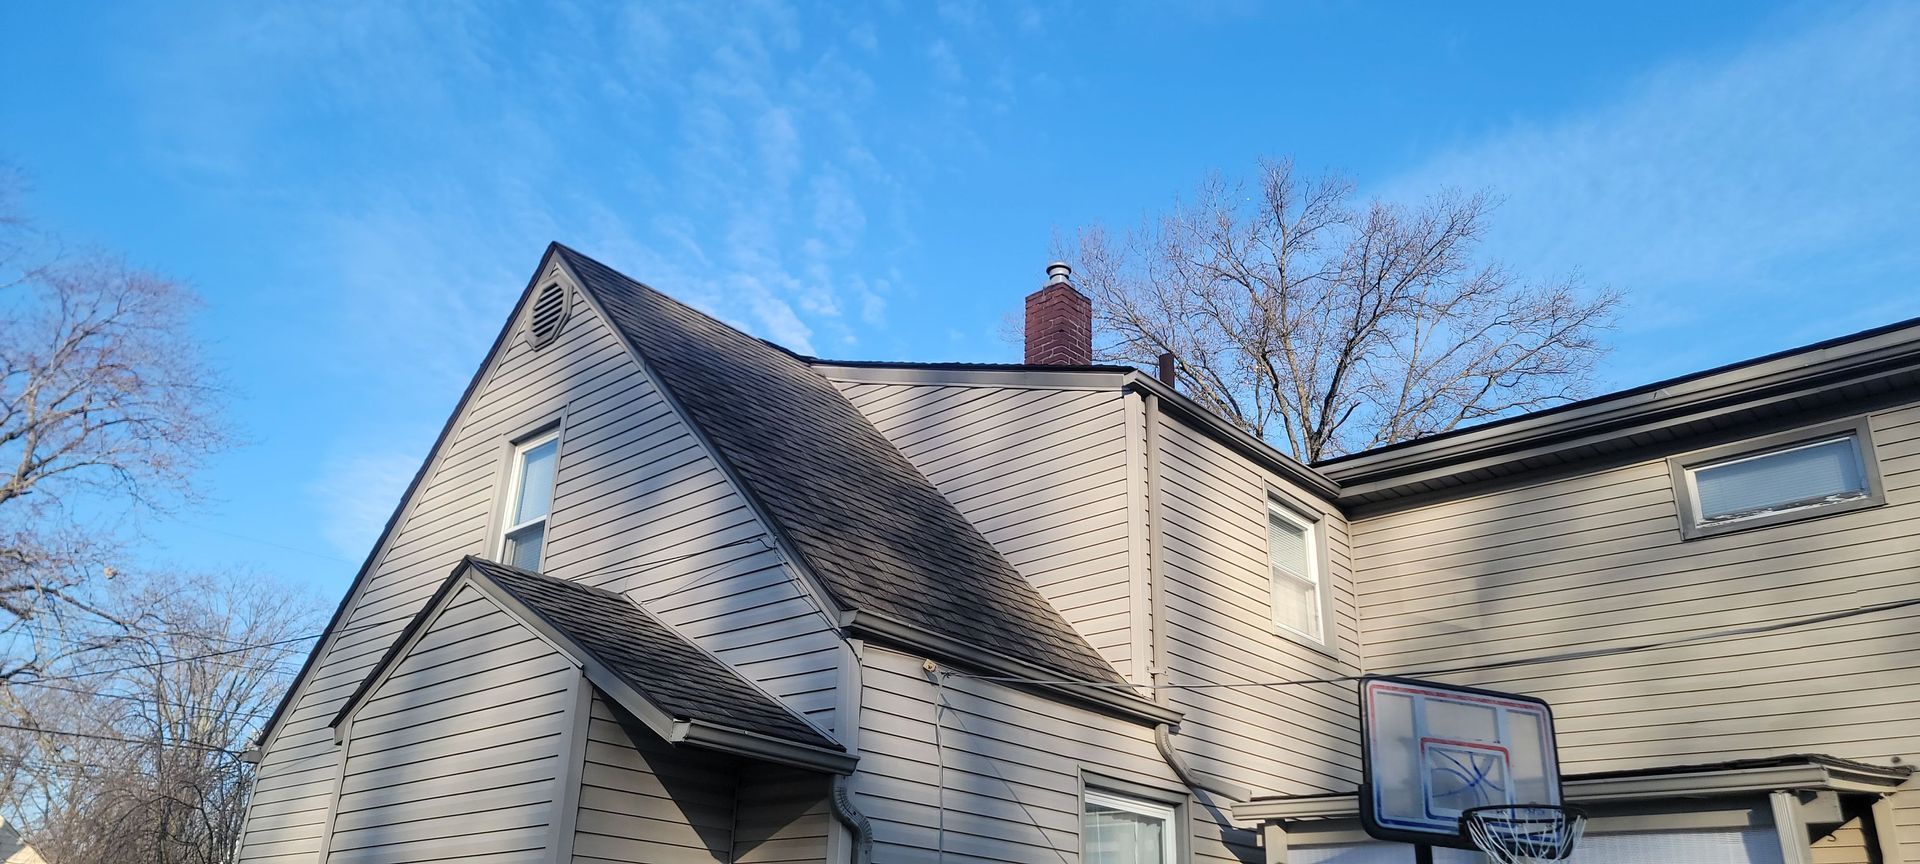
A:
<box><xmin>0</xmin><ymin>721</ymin><xmax>242</xmax><ymax>755</ymax></box>
<box><xmin>947</xmin><ymin>593</ymin><xmax>1920</xmax><ymax>691</ymax></box>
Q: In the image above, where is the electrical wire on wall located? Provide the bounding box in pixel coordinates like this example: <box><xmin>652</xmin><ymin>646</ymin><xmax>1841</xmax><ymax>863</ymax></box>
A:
<box><xmin>927</xmin><ymin>660</ymin><xmax>946</xmax><ymax>864</ymax></box>
<box><xmin>924</xmin><ymin>660</ymin><xmax>1076</xmax><ymax>864</ymax></box>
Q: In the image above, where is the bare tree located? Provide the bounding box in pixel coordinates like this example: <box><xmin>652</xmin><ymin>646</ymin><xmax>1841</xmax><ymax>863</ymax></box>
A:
<box><xmin>1070</xmin><ymin>159</ymin><xmax>1621</xmax><ymax>462</ymax></box>
<box><xmin>0</xmin><ymin>571</ymin><xmax>313</xmax><ymax>864</ymax></box>
<box><xmin>0</xmin><ymin>174</ymin><xmax>226</xmax><ymax>678</ymax></box>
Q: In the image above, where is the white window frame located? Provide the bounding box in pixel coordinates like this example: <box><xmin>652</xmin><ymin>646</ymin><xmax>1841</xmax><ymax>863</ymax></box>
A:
<box><xmin>1267</xmin><ymin>500</ymin><xmax>1327</xmax><ymax>646</ymax></box>
<box><xmin>498</xmin><ymin>430</ymin><xmax>561</xmax><ymax>569</ymax></box>
<box><xmin>1083</xmin><ymin>788</ymin><xmax>1179</xmax><ymax>864</ymax></box>
<box><xmin>1668</xmin><ymin>417</ymin><xmax>1884</xmax><ymax>541</ymax></box>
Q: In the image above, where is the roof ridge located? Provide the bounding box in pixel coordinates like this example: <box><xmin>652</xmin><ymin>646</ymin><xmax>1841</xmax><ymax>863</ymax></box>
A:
<box><xmin>552</xmin><ymin>243</ymin><xmax>1129</xmax><ymax>687</ymax></box>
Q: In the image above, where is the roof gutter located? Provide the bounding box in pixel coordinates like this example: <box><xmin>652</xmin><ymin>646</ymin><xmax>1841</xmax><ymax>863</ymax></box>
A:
<box><xmin>1231</xmin><ymin>759</ymin><xmax>1914</xmax><ymax>822</ymax></box>
<box><xmin>1318</xmin><ymin>317</ymin><xmax>1920</xmax><ymax>495</ymax></box>
<box><xmin>669</xmin><ymin>720</ymin><xmax>858</xmax><ymax>775</ymax></box>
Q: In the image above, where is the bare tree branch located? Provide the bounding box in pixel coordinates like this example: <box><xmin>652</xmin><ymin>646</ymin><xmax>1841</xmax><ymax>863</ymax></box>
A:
<box><xmin>0</xmin><ymin>174</ymin><xmax>228</xmax><ymax>678</ymax></box>
<box><xmin>1068</xmin><ymin>159</ymin><xmax>1622</xmax><ymax>462</ymax></box>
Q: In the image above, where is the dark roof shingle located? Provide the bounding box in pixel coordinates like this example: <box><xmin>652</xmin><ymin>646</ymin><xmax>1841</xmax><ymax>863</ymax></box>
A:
<box><xmin>555</xmin><ymin>244</ymin><xmax>1125</xmax><ymax>685</ymax></box>
<box><xmin>470</xmin><ymin>558</ymin><xmax>839</xmax><ymax>751</ymax></box>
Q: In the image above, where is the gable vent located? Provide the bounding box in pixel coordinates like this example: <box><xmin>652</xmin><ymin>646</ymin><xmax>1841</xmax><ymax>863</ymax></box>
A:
<box><xmin>527</xmin><ymin>281</ymin><xmax>571</xmax><ymax>349</ymax></box>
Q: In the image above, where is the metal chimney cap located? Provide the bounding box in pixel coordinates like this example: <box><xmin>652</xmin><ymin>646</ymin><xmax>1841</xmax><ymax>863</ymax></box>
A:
<box><xmin>1046</xmin><ymin>262</ymin><xmax>1072</xmax><ymax>285</ymax></box>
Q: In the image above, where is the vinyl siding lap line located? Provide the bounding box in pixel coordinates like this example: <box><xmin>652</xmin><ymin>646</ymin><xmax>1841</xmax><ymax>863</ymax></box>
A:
<box><xmin>1367</xmin><ymin>563</ymin><xmax>1916</xmax><ymax>655</ymax></box>
<box><xmin>349</xmin><ymin>681</ymin><xmax>574</xmax><ymax>746</ymax></box>
<box><xmin>1365</xmin><ymin>542</ymin><xmax>1917</xmax><ymax>631</ymax></box>
<box><xmin>898</xmin><ymin>391</ymin><xmax>1118</xmax><ymax>467</ymax></box>
<box><xmin>1541</xmin><ymin>661</ymin><xmax>1920</xmax><ymax>716</ymax></box>
<box><xmin>1357</xmin><ymin>503</ymin><xmax>1920</xmax><ymax>603</ymax></box>
<box><xmin>1366</xmin><ymin>576</ymin><xmax>1920</xmax><ymax>665</ymax></box>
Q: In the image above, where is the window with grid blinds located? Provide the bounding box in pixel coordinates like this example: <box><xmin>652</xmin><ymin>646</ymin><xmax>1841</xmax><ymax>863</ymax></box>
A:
<box><xmin>1268</xmin><ymin>506</ymin><xmax>1319</xmax><ymax>639</ymax></box>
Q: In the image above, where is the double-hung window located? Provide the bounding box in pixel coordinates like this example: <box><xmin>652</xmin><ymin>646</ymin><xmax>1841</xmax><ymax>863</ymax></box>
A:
<box><xmin>1083</xmin><ymin>789</ymin><xmax>1177</xmax><ymax>864</ymax></box>
<box><xmin>1671</xmin><ymin>418</ymin><xmax>1883</xmax><ymax>539</ymax></box>
<box><xmin>500</xmin><ymin>432</ymin><xmax>560</xmax><ymax>570</ymax></box>
<box><xmin>1268</xmin><ymin>501</ymin><xmax>1322</xmax><ymax>642</ymax></box>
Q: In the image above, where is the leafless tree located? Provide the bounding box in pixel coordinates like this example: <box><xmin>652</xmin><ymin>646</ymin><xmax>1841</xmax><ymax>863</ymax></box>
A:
<box><xmin>0</xmin><ymin>571</ymin><xmax>313</xmax><ymax>864</ymax></box>
<box><xmin>1069</xmin><ymin>158</ymin><xmax>1622</xmax><ymax>462</ymax></box>
<box><xmin>0</xmin><ymin>174</ymin><xmax>226</xmax><ymax>678</ymax></box>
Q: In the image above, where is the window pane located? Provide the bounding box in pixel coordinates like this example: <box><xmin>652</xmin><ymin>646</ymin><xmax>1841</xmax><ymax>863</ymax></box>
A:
<box><xmin>1084</xmin><ymin>800</ymin><xmax>1168</xmax><ymax>864</ymax></box>
<box><xmin>513</xmin><ymin>439</ymin><xmax>559</xmax><ymax>523</ymax></box>
<box><xmin>1693</xmin><ymin>436</ymin><xmax>1866</xmax><ymax>522</ymax></box>
<box><xmin>1269</xmin><ymin>512</ymin><xmax>1311</xmax><ymax>581</ymax></box>
<box><xmin>1273</xmin><ymin>574</ymin><xmax>1319</xmax><ymax>636</ymax></box>
<box><xmin>1269</xmin><ymin>508</ymin><xmax>1320</xmax><ymax>638</ymax></box>
<box><xmin>505</xmin><ymin>524</ymin><xmax>545</xmax><ymax>571</ymax></box>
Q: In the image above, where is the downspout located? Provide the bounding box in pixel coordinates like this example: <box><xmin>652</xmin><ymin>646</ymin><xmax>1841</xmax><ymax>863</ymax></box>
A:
<box><xmin>831</xmin><ymin>774</ymin><xmax>873</xmax><ymax>864</ymax></box>
<box><xmin>830</xmin><ymin>640</ymin><xmax>873</xmax><ymax>864</ymax></box>
<box><xmin>1142</xmin><ymin>388</ymin><xmax>1251</xmax><ymax>803</ymax></box>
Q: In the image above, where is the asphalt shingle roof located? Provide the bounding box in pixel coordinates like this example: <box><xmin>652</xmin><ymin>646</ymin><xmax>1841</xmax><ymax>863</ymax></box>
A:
<box><xmin>469</xmin><ymin>558</ymin><xmax>839</xmax><ymax>751</ymax></box>
<box><xmin>555</xmin><ymin>244</ymin><xmax>1126</xmax><ymax>686</ymax></box>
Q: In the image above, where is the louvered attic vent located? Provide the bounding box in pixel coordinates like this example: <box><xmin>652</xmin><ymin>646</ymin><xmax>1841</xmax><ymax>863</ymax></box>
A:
<box><xmin>528</xmin><ymin>282</ymin><xmax>570</xmax><ymax>349</ymax></box>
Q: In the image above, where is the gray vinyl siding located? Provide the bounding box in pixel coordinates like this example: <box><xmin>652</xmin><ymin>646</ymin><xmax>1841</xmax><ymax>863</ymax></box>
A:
<box><xmin>1151</xmin><ymin>411</ymin><xmax>1364</xmax><ymax>797</ymax></box>
<box><xmin>242</xmin><ymin>281</ymin><xmax>844</xmax><ymax>863</ymax></box>
<box><xmin>327</xmin><ymin>584</ymin><xmax>575</xmax><ymax>864</ymax></box>
<box><xmin>571</xmin><ymin>694</ymin><xmax>738</xmax><ymax>864</ymax></box>
<box><xmin>832</xmin><ymin>380</ymin><xmax>1136</xmax><ymax>673</ymax></box>
<box><xmin>1350</xmin><ymin>402</ymin><xmax>1920</xmax><ymax>857</ymax></box>
<box><xmin>1811</xmin><ymin>814</ymin><xmax>1873</xmax><ymax>864</ymax></box>
<box><xmin>853</xmin><ymin>647</ymin><xmax>1255</xmax><ymax>864</ymax></box>
<box><xmin>733</xmin><ymin>767</ymin><xmax>832</xmax><ymax>864</ymax></box>
<box><xmin>1898</xmin><ymin>787</ymin><xmax>1920</xmax><ymax>864</ymax></box>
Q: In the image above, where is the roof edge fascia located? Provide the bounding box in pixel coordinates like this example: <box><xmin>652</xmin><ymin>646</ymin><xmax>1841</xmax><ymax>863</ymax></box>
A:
<box><xmin>843</xmin><ymin>608</ymin><xmax>1182</xmax><ymax>727</ymax></box>
<box><xmin>811</xmin><ymin>361</ymin><xmax>1131</xmax><ymax>392</ymax></box>
<box><xmin>466</xmin><ymin>559</ymin><xmax>851</xmax><ymax>766</ymax></box>
<box><xmin>1231</xmin><ymin>760</ymin><xmax>1913</xmax><ymax>822</ymax></box>
<box><xmin>671</xmin><ymin>719</ymin><xmax>859</xmax><ymax>774</ymax></box>
<box><xmin>1318</xmin><ymin>319</ymin><xmax>1920</xmax><ymax>490</ymax></box>
<box><xmin>329</xmin><ymin>560</ymin><xmax>590</xmax><ymax>736</ymax></box>
<box><xmin>1124</xmin><ymin>372</ymin><xmax>1343</xmax><ymax>502</ymax></box>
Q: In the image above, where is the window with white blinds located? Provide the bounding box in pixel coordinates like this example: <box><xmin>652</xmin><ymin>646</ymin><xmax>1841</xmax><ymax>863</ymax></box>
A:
<box><xmin>1671</xmin><ymin>419</ymin><xmax>1883</xmax><ymax>539</ymax></box>
<box><xmin>1268</xmin><ymin>502</ymin><xmax>1322</xmax><ymax>641</ymax></box>
<box><xmin>1083</xmin><ymin>790</ymin><xmax>1177</xmax><ymax>864</ymax></box>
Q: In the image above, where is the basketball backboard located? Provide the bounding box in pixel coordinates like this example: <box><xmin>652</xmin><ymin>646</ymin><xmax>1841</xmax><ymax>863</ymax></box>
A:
<box><xmin>1358</xmin><ymin>676</ymin><xmax>1564</xmax><ymax>851</ymax></box>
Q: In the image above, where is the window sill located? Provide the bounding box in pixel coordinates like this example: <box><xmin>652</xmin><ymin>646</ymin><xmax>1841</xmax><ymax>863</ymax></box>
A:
<box><xmin>1270</xmin><ymin>623</ymin><xmax>1338</xmax><ymax>658</ymax></box>
<box><xmin>1679</xmin><ymin>492</ymin><xmax>1884</xmax><ymax>541</ymax></box>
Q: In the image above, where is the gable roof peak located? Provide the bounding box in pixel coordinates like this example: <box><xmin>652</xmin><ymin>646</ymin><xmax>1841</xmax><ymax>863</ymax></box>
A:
<box><xmin>549</xmin><ymin>244</ymin><xmax>1131</xmax><ymax>690</ymax></box>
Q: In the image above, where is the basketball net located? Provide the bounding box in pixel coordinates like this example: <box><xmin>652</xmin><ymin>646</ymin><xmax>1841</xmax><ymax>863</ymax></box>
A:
<box><xmin>1461</xmin><ymin>805</ymin><xmax>1587</xmax><ymax>864</ymax></box>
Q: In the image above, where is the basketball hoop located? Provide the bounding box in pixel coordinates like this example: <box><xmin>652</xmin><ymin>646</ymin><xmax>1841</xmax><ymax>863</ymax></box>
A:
<box><xmin>1461</xmin><ymin>804</ymin><xmax>1587</xmax><ymax>864</ymax></box>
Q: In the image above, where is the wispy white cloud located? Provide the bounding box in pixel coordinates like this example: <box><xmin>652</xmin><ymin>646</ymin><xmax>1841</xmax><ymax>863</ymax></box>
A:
<box><xmin>1380</xmin><ymin>2</ymin><xmax>1920</xmax><ymax>382</ymax></box>
<box><xmin>309</xmin><ymin>449</ymin><xmax>421</xmax><ymax>559</ymax></box>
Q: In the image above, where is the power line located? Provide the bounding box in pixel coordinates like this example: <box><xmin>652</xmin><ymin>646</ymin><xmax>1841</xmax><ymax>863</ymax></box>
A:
<box><xmin>0</xmin><ymin>679</ymin><xmax>278</xmax><ymax>721</ymax></box>
<box><xmin>949</xmin><ymin>593</ymin><xmax>1920</xmax><ymax>691</ymax></box>
<box><xmin>0</xmin><ymin>721</ymin><xmax>241</xmax><ymax>755</ymax></box>
<box><xmin>6</xmin><ymin>541</ymin><xmax>773</xmax><ymax>689</ymax></box>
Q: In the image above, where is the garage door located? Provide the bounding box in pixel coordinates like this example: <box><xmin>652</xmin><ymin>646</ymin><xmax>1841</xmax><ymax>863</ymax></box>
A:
<box><xmin>1292</xmin><ymin>828</ymin><xmax>1785</xmax><ymax>864</ymax></box>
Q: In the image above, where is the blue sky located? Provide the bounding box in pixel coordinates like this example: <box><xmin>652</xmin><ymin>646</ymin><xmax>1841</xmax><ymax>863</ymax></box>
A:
<box><xmin>3</xmin><ymin>1</ymin><xmax>1916</xmax><ymax>597</ymax></box>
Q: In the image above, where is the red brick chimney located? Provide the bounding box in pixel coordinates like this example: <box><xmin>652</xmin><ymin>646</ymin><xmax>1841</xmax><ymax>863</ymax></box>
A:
<box><xmin>1024</xmin><ymin>262</ymin><xmax>1093</xmax><ymax>366</ymax></box>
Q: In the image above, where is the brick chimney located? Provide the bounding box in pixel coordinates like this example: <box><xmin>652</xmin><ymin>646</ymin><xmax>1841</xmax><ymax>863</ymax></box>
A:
<box><xmin>1024</xmin><ymin>262</ymin><xmax>1093</xmax><ymax>366</ymax></box>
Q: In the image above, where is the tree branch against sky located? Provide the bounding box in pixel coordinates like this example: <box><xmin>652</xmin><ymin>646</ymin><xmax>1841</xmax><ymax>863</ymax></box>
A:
<box><xmin>0</xmin><ymin>174</ymin><xmax>228</xmax><ymax>676</ymax></box>
<box><xmin>0</xmin><ymin>572</ymin><xmax>312</xmax><ymax>864</ymax></box>
<box><xmin>1070</xmin><ymin>159</ymin><xmax>1622</xmax><ymax>463</ymax></box>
